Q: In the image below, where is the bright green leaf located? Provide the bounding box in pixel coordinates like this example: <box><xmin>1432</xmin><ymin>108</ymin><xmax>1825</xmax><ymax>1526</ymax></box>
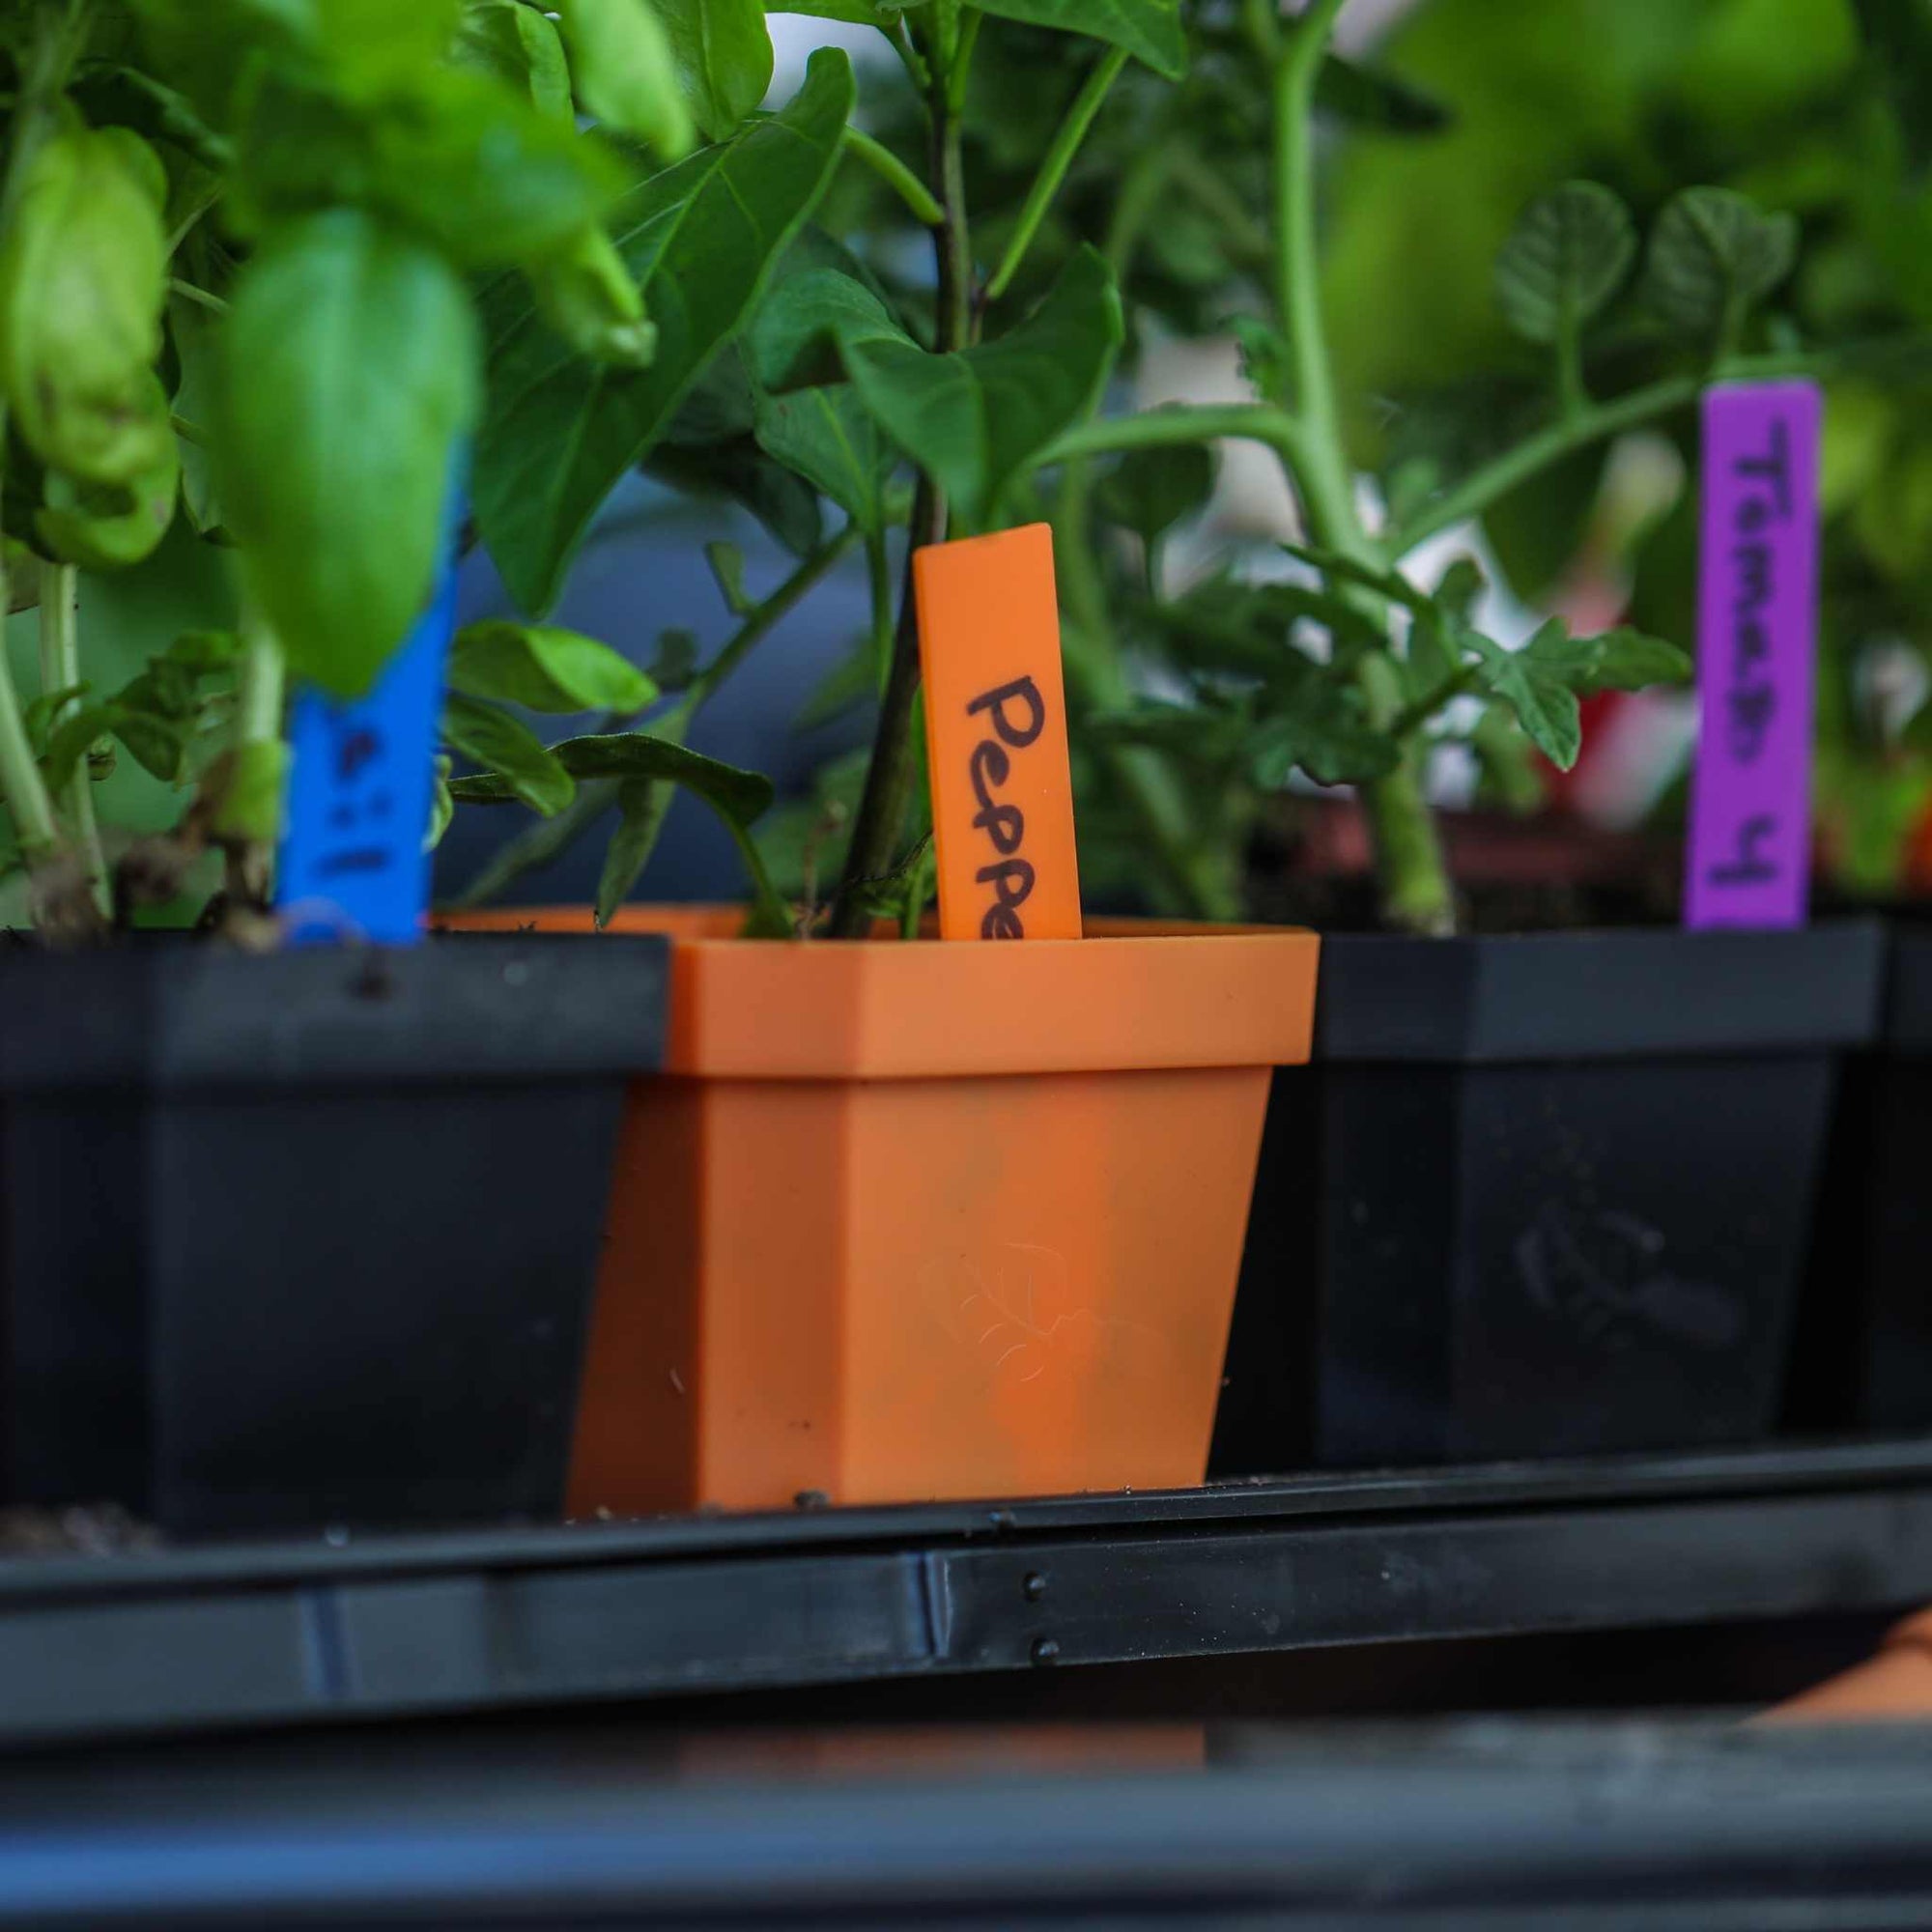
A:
<box><xmin>552</xmin><ymin>0</ymin><xmax>696</xmax><ymax>156</ymax></box>
<box><xmin>230</xmin><ymin>67</ymin><xmax>626</xmax><ymax>272</ymax></box>
<box><xmin>753</xmin><ymin>384</ymin><xmax>894</xmax><ymax>530</ymax></box>
<box><xmin>217</xmin><ymin>211</ymin><xmax>479</xmax><ymax>696</ymax></box>
<box><xmin>526</xmin><ymin>225</ymin><xmax>657</xmax><ymax>367</ymax></box>
<box><xmin>35</xmin><ymin>432</ymin><xmax>181</xmax><ymax>572</ymax></box>
<box><xmin>705</xmin><ymin>538</ymin><xmax>752</xmax><ymax>613</ymax></box>
<box><xmin>655</xmin><ymin>0</ymin><xmax>775</xmax><ymax>143</ymax></box>
<box><xmin>1466</xmin><ymin>621</ymin><xmax>1582</xmax><ymax>769</ymax></box>
<box><xmin>1495</xmin><ymin>180</ymin><xmax>1636</xmax><ymax>346</ymax></box>
<box><xmin>474</xmin><ymin>49</ymin><xmax>854</xmax><ymax>614</ymax></box>
<box><xmin>455</xmin><ymin>0</ymin><xmax>576</xmax><ymax>121</ymax></box>
<box><xmin>441</xmin><ymin>693</ymin><xmax>577</xmax><ymax>814</ymax></box>
<box><xmin>448</xmin><ymin>620</ymin><xmax>658</xmax><ymax>712</ymax></box>
<box><xmin>1645</xmin><ymin>185</ymin><xmax>1799</xmax><ymax>338</ymax></box>
<box><xmin>426</xmin><ymin>753</ymin><xmax>455</xmax><ymax>850</ymax></box>
<box><xmin>845</xmin><ymin>244</ymin><xmax>1122</xmax><ymax>528</ymax></box>
<box><xmin>970</xmin><ymin>0</ymin><xmax>1184</xmax><ymax>80</ymax></box>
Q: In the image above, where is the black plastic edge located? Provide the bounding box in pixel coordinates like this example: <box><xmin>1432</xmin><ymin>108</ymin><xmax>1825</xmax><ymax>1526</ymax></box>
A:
<box><xmin>1316</xmin><ymin>919</ymin><xmax>1887</xmax><ymax>1064</ymax></box>
<box><xmin>0</xmin><ymin>932</ymin><xmax>669</xmax><ymax>1091</ymax></box>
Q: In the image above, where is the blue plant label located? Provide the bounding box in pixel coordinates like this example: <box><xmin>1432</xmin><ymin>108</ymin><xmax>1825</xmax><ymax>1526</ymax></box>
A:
<box><xmin>276</xmin><ymin>501</ymin><xmax>462</xmax><ymax>947</ymax></box>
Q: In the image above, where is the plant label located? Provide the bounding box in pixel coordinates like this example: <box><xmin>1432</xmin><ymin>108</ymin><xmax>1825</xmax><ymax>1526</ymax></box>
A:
<box><xmin>915</xmin><ymin>522</ymin><xmax>1083</xmax><ymax>941</ymax></box>
<box><xmin>276</xmin><ymin>497</ymin><xmax>463</xmax><ymax>946</ymax></box>
<box><xmin>1684</xmin><ymin>381</ymin><xmax>1821</xmax><ymax>930</ymax></box>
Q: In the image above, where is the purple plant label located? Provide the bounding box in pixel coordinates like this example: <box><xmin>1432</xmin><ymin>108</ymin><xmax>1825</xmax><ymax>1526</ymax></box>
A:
<box><xmin>1683</xmin><ymin>381</ymin><xmax>1821</xmax><ymax>930</ymax></box>
<box><xmin>275</xmin><ymin>487</ymin><xmax>464</xmax><ymax>947</ymax></box>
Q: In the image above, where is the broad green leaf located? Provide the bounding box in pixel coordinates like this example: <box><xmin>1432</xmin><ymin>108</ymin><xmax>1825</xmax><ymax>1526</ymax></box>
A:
<box><xmin>1095</xmin><ymin>443</ymin><xmax>1216</xmax><ymax>546</ymax></box>
<box><xmin>645</xmin><ymin>436</ymin><xmax>826</xmax><ymax>554</ymax></box>
<box><xmin>1461</xmin><ymin>620</ymin><xmax>1688</xmax><ymax>769</ymax></box>
<box><xmin>552</xmin><ymin>0</ymin><xmax>695</xmax><ymax>156</ymax></box>
<box><xmin>449</xmin><ymin>728</ymin><xmax>774</xmax><ymax>822</ymax></box>
<box><xmin>217</xmin><ymin>211</ymin><xmax>479</xmax><ymax>695</ymax></box>
<box><xmin>846</xmin><ymin>245</ymin><xmax>1122</xmax><ymax>528</ymax></box>
<box><xmin>455</xmin><ymin>0</ymin><xmax>576</xmax><ymax>121</ymax></box>
<box><xmin>597</xmin><ymin>772</ymin><xmax>677</xmax><ymax>921</ymax></box>
<box><xmin>0</xmin><ymin>123</ymin><xmax>171</xmax><ymax>487</ymax></box>
<box><xmin>35</xmin><ymin>434</ymin><xmax>180</xmax><ymax>572</ymax></box>
<box><xmin>1494</xmin><ymin>181</ymin><xmax>1636</xmax><ymax>346</ymax></box>
<box><xmin>747</xmin><ymin>265</ymin><xmax>913</xmax><ymax>392</ymax></box>
<box><xmin>441</xmin><ymin>694</ymin><xmax>577</xmax><ymax>814</ymax></box>
<box><xmin>753</xmin><ymin>384</ymin><xmax>894</xmax><ymax>529</ymax></box>
<box><xmin>1465</xmin><ymin>621</ymin><xmax>1582</xmax><ymax>769</ymax></box>
<box><xmin>1645</xmin><ymin>185</ymin><xmax>1798</xmax><ymax>338</ymax></box>
<box><xmin>655</xmin><ymin>0</ymin><xmax>775</xmax><ymax>143</ymax></box>
<box><xmin>449</xmin><ymin>620</ymin><xmax>658</xmax><ymax>712</ymax></box>
<box><xmin>230</xmin><ymin>68</ymin><xmax>626</xmax><ymax>272</ymax></box>
<box><xmin>474</xmin><ymin>48</ymin><xmax>855</xmax><ymax>613</ymax></box>
<box><xmin>970</xmin><ymin>0</ymin><xmax>1183</xmax><ymax>79</ymax></box>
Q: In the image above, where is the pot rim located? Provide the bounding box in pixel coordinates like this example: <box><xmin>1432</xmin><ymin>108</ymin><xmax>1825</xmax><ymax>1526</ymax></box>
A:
<box><xmin>440</xmin><ymin>904</ymin><xmax>1319</xmax><ymax>1080</ymax></box>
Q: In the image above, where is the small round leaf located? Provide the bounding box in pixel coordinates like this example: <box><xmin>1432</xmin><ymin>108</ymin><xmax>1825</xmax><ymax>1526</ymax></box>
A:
<box><xmin>1494</xmin><ymin>181</ymin><xmax>1636</xmax><ymax>347</ymax></box>
<box><xmin>1645</xmin><ymin>186</ymin><xmax>1799</xmax><ymax>338</ymax></box>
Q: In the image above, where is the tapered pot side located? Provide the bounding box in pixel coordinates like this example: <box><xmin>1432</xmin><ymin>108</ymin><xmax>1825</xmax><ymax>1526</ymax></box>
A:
<box><xmin>1214</xmin><ymin>921</ymin><xmax>1885</xmax><ymax>1475</ymax></box>
<box><xmin>0</xmin><ymin>933</ymin><xmax>668</xmax><ymax>1534</ymax></box>
<box><xmin>445</xmin><ymin>908</ymin><xmax>1319</xmax><ymax>1513</ymax></box>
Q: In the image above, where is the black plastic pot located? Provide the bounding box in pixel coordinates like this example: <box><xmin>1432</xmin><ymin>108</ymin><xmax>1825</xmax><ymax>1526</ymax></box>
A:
<box><xmin>1789</xmin><ymin>920</ymin><xmax>1932</xmax><ymax>1433</ymax></box>
<box><xmin>1213</xmin><ymin>921</ymin><xmax>1884</xmax><ymax>1473</ymax></box>
<box><xmin>0</xmin><ymin>932</ymin><xmax>667</xmax><ymax>1535</ymax></box>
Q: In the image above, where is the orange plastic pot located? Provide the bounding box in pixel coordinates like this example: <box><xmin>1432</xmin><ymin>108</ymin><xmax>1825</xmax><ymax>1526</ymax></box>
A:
<box><xmin>1765</xmin><ymin>1607</ymin><xmax>1932</xmax><ymax>1722</ymax></box>
<box><xmin>444</xmin><ymin>908</ymin><xmax>1318</xmax><ymax>1513</ymax></box>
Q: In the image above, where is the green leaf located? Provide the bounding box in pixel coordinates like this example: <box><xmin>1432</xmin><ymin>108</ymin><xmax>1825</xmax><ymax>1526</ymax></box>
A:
<box><xmin>474</xmin><ymin>48</ymin><xmax>855</xmax><ymax>613</ymax></box>
<box><xmin>1494</xmin><ymin>181</ymin><xmax>1636</xmax><ymax>347</ymax></box>
<box><xmin>746</xmin><ymin>264</ymin><xmax>912</xmax><ymax>393</ymax></box>
<box><xmin>448</xmin><ymin>620</ymin><xmax>658</xmax><ymax>712</ymax></box>
<box><xmin>441</xmin><ymin>694</ymin><xmax>577</xmax><ymax>815</ymax></box>
<box><xmin>1315</xmin><ymin>54</ymin><xmax>1451</xmax><ymax>135</ymax></box>
<box><xmin>552</xmin><ymin>0</ymin><xmax>696</xmax><ymax>156</ymax></box>
<box><xmin>1094</xmin><ymin>443</ymin><xmax>1216</xmax><ymax>546</ymax></box>
<box><xmin>1228</xmin><ymin>318</ymin><xmax>1290</xmax><ymax>398</ymax></box>
<box><xmin>652</xmin><ymin>627</ymin><xmax>699</xmax><ymax>690</ymax></box>
<box><xmin>35</xmin><ymin>430</ymin><xmax>180</xmax><ymax>572</ymax></box>
<box><xmin>655</xmin><ymin>0</ymin><xmax>775</xmax><ymax>143</ymax></box>
<box><xmin>597</xmin><ymin>772</ymin><xmax>677</xmax><ymax>920</ymax></box>
<box><xmin>1248</xmin><ymin>674</ymin><xmax>1401</xmax><ymax>788</ymax></box>
<box><xmin>768</xmin><ymin>0</ymin><xmax>928</xmax><ymax>23</ymax></box>
<box><xmin>454</xmin><ymin>0</ymin><xmax>576</xmax><ymax>121</ymax></box>
<box><xmin>1152</xmin><ymin>573</ymin><xmax>1385</xmax><ymax>674</ymax></box>
<box><xmin>969</xmin><ymin>0</ymin><xmax>1184</xmax><ymax>80</ymax></box>
<box><xmin>1465</xmin><ymin>621</ymin><xmax>1582</xmax><ymax>769</ymax></box>
<box><xmin>705</xmin><ymin>537</ymin><xmax>752</xmax><ymax>613</ymax></box>
<box><xmin>1278</xmin><ymin>539</ymin><xmax>1429</xmax><ymax>613</ymax></box>
<box><xmin>1460</xmin><ymin>620</ymin><xmax>1688</xmax><ymax>771</ymax></box>
<box><xmin>217</xmin><ymin>211</ymin><xmax>478</xmax><ymax>696</ymax></box>
<box><xmin>1645</xmin><ymin>186</ymin><xmax>1799</xmax><ymax>338</ymax></box>
<box><xmin>450</xmin><ymin>728</ymin><xmax>774</xmax><ymax>822</ymax></box>
<box><xmin>844</xmin><ymin>244</ymin><xmax>1122</xmax><ymax>528</ymax></box>
<box><xmin>426</xmin><ymin>753</ymin><xmax>455</xmax><ymax>850</ymax></box>
<box><xmin>752</xmin><ymin>384</ymin><xmax>893</xmax><ymax>530</ymax></box>
<box><xmin>643</xmin><ymin>435</ymin><xmax>826</xmax><ymax>554</ymax></box>
<box><xmin>230</xmin><ymin>67</ymin><xmax>625</xmax><ymax>272</ymax></box>
<box><xmin>526</xmin><ymin>225</ymin><xmax>658</xmax><ymax>368</ymax></box>
<box><xmin>0</xmin><ymin>122</ymin><xmax>171</xmax><ymax>488</ymax></box>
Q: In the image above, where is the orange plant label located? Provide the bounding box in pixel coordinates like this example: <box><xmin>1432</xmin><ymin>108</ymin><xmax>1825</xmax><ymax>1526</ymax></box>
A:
<box><xmin>915</xmin><ymin>523</ymin><xmax>1083</xmax><ymax>941</ymax></box>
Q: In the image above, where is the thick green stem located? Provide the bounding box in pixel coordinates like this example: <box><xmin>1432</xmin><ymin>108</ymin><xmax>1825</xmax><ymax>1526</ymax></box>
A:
<box><xmin>1271</xmin><ymin>0</ymin><xmax>1454</xmax><ymax>932</ymax></box>
<box><xmin>828</xmin><ymin>65</ymin><xmax>973</xmax><ymax>937</ymax></box>
<box><xmin>40</xmin><ymin>564</ymin><xmax>106</xmax><ymax>913</ymax></box>
<box><xmin>0</xmin><ymin>533</ymin><xmax>58</xmax><ymax>867</ymax></box>
<box><xmin>984</xmin><ymin>43</ymin><xmax>1129</xmax><ymax>303</ymax></box>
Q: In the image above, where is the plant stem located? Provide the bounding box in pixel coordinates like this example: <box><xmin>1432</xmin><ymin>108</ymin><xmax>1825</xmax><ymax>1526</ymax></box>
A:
<box><xmin>166</xmin><ymin>275</ymin><xmax>230</xmax><ymax>315</ymax></box>
<box><xmin>828</xmin><ymin>56</ymin><xmax>974</xmax><ymax>938</ymax></box>
<box><xmin>0</xmin><ymin>518</ymin><xmax>58</xmax><ymax>868</ymax></box>
<box><xmin>221</xmin><ymin>601</ymin><xmax>285</xmax><ymax>906</ymax></box>
<box><xmin>984</xmin><ymin>43</ymin><xmax>1130</xmax><ymax>304</ymax></box>
<box><xmin>840</xmin><ymin>126</ymin><xmax>943</xmax><ymax>226</ymax></box>
<box><xmin>1271</xmin><ymin>0</ymin><xmax>1455</xmax><ymax>933</ymax></box>
<box><xmin>864</xmin><ymin>527</ymin><xmax>894</xmax><ymax>689</ymax></box>
<box><xmin>39</xmin><ymin>564</ymin><xmax>106</xmax><ymax>914</ymax></box>
<box><xmin>1041</xmin><ymin>402</ymin><xmax>1306</xmax><ymax>468</ymax></box>
<box><xmin>449</xmin><ymin>526</ymin><xmax>863</xmax><ymax>909</ymax></box>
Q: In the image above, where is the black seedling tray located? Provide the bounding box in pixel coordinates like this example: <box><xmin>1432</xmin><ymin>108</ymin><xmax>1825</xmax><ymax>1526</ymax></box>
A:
<box><xmin>4</xmin><ymin>1436</ymin><xmax>1932</xmax><ymax>1747</ymax></box>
